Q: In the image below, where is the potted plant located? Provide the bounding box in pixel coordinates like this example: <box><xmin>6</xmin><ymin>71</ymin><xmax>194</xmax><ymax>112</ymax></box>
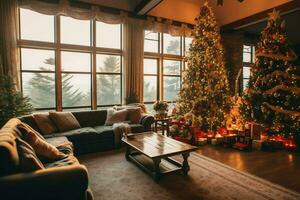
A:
<box><xmin>153</xmin><ymin>101</ymin><xmax>168</xmax><ymax>119</ymax></box>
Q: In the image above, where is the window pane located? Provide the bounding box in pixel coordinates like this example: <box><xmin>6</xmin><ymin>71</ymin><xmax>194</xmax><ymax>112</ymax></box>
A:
<box><xmin>97</xmin><ymin>74</ymin><xmax>121</xmax><ymax>105</ymax></box>
<box><xmin>62</xmin><ymin>73</ymin><xmax>91</xmax><ymax>107</ymax></box>
<box><xmin>243</xmin><ymin>79</ymin><xmax>249</xmax><ymax>90</ymax></box>
<box><xmin>144</xmin><ymin>76</ymin><xmax>157</xmax><ymax>102</ymax></box>
<box><xmin>243</xmin><ymin>67</ymin><xmax>250</xmax><ymax>78</ymax></box>
<box><xmin>21</xmin><ymin>48</ymin><xmax>55</xmax><ymax>71</ymax></box>
<box><xmin>163</xmin><ymin>60</ymin><xmax>180</xmax><ymax>75</ymax></box>
<box><xmin>144</xmin><ymin>40</ymin><xmax>159</xmax><ymax>53</ymax></box>
<box><xmin>145</xmin><ymin>31</ymin><xmax>158</xmax><ymax>40</ymax></box>
<box><xmin>185</xmin><ymin>37</ymin><xmax>193</xmax><ymax>54</ymax></box>
<box><xmin>61</xmin><ymin>51</ymin><xmax>91</xmax><ymax>72</ymax></box>
<box><xmin>243</xmin><ymin>52</ymin><xmax>251</xmax><ymax>63</ymax></box>
<box><xmin>61</xmin><ymin>16</ymin><xmax>90</xmax><ymax>46</ymax></box>
<box><xmin>97</xmin><ymin>55</ymin><xmax>120</xmax><ymax>73</ymax></box>
<box><xmin>163</xmin><ymin>34</ymin><xmax>180</xmax><ymax>55</ymax></box>
<box><xmin>96</xmin><ymin>22</ymin><xmax>121</xmax><ymax>49</ymax></box>
<box><xmin>163</xmin><ymin>77</ymin><xmax>180</xmax><ymax>101</ymax></box>
<box><xmin>20</xmin><ymin>9</ymin><xmax>54</xmax><ymax>42</ymax></box>
<box><xmin>243</xmin><ymin>45</ymin><xmax>251</xmax><ymax>53</ymax></box>
<box><xmin>145</xmin><ymin>103</ymin><xmax>154</xmax><ymax>114</ymax></box>
<box><xmin>22</xmin><ymin>72</ymin><xmax>55</xmax><ymax>108</ymax></box>
<box><xmin>144</xmin><ymin>59</ymin><xmax>157</xmax><ymax>74</ymax></box>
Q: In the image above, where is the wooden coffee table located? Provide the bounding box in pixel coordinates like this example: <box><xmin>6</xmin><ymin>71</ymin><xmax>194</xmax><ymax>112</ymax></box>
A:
<box><xmin>122</xmin><ymin>132</ymin><xmax>198</xmax><ymax>180</ymax></box>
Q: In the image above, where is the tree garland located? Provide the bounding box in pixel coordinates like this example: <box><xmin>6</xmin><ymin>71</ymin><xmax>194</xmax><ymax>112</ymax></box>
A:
<box><xmin>263</xmin><ymin>102</ymin><xmax>300</xmax><ymax>117</ymax></box>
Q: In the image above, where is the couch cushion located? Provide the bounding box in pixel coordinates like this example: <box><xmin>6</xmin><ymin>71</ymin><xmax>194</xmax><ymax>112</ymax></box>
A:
<box><xmin>129</xmin><ymin>124</ymin><xmax>145</xmax><ymax>133</ymax></box>
<box><xmin>105</xmin><ymin>109</ymin><xmax>128</xmax><ymax>126</ymax></box>
<box><xmin>72</xmin><ymin>110</ymin><xmax>107</xmax><ymax>127</ymax></box>
<box><xmin>44</xmin><ymin>154</ymin><xmax>79</xmax><ymax>168</ymax></box>
<box><xmin>93</xmin><ymin>126</ymin><xmax>114</xmax><ymax>136</ymax></box>
<box><xmin>127</xmin><ymin>107</ymin><xmax>142</xmax><ymax>124</ymax></box>
<box><xmin>19</xmin><ymin>115</ymin><xmax>41</xmax><ymax>133</ymax></box>
<box><xmin>46</xmin><ymin>136</ymin><xmax>70</xmax><ymax>147</ymax></box>
<box><xmin>51</xmin><ymin>127</ymin><xmax>98</xmax><ymax>137</ymax></box>
<box><xmin>17</xmin><ymin>122</ymin><xmax>65</xmax><ymax>160</ymax></box>
<box><xmin>16</xmin><ymin>138</ymin><xmax>44</xmax><ymax>172</ymax></box>
<box><xmin>0</xmin><ymin>130</ymin><xmax>19</xmax><ymax>176</ymax></box>
<box><xmin>49</xmin><ymin>112</ymin><xmax>81</xmax><ymax>132</ymax></box>
<box><xmin>33</xmin><ymin>113</ymin><xmax>58</xmax><ymax>135</ymax></box>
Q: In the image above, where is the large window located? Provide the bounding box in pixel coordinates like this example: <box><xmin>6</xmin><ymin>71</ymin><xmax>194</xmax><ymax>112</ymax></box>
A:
<box><xmin>19</xmin><ymin>8</ymin><xmax>122</xmax><ymax>111</ymax></box>
<box><xmin>242</xmin><ymin>45</ymin><xmax>255</xmax><ymax>91</ymax></box>
<box><xmin>143</xmin><ymin>30</ymin><xmax>190</xmax><ymax>113</ymax></box>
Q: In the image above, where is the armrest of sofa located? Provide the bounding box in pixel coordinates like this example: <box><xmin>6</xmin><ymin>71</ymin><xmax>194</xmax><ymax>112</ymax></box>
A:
<box><xmin>0</xmin><ymin>164</ymin><xmax>90</xmax><ymax>200</ymax></box>
<box><xmin>139</xmin><ymin>113</ymin><xmax>154</xmax><ymax>131</ymax></box>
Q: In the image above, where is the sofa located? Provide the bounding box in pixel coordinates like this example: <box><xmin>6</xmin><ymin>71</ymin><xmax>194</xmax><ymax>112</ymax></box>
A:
<box><xmin>19</xmin><ymin>109</ymin><xmax>154</xmax><ymax>154</ymax></box>
<box><xmin>0</xmin><ymin>107</ymin><xmax>154</xmax><ymax>200</ymax></box>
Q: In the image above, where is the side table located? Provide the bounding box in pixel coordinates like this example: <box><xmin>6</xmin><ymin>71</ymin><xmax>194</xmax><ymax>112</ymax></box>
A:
<box><xmin>153</xmin><ymin>118</ymin><xmax>171</xmax><ymax>136</ymax></box>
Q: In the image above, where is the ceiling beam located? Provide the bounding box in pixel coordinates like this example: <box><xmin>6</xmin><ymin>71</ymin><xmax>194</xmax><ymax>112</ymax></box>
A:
<box><xmin>221</xmin><ymin>0</ymin><xmax>300</xmax><ymax>31</ymax></box>
<box><xmin>134</xmin><ymin>0</ymin><xmax>163</xmax><ymax>15</ymax></box>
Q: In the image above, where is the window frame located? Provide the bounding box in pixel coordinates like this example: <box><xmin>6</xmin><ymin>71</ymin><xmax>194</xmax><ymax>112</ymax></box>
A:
<box><xmin>242</xmin><ymin>44</ymin><xmax>255</xmax><ymax>92</ymax></box>
<box><xmin>143</xmin><ymin>31</ymin><xmax>190</xmax><ymax>110</ymax></box>
<box><xmin>18</xmin><ymin>8</ymin><xmax>123</xmax><ymax>111</ymax></box>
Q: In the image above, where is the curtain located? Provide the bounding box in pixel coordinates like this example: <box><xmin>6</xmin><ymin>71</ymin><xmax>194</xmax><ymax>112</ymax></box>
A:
<box><xmin>19</xmin><ymin>0</ymin><xmax>128</xmax><ymax>24</ymax></box>
<box><xmin>0</xmin><ymin>0</ymin><xmax>20</xmax><ymax>89</ymax></box>
<box><xmin>123</xmin><ymin>20</ymin><xmax>145</xmax><ymax>103</ymax></box>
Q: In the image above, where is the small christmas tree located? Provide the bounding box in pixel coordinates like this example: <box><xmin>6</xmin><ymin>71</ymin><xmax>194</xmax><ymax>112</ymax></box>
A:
<box><xmin>177</xmin><ymin>1</ymin><xmax>231</xmax><ymax>131</ymax></box>
<box><xmin>241</xmin><ymin>9</ymin><xmax>300</xmax><ymax>137</ymax></box>
<box><xmin>0</xmin><ymin>75</ymin><xmax>33</xmax><ymax>127</ymax></box>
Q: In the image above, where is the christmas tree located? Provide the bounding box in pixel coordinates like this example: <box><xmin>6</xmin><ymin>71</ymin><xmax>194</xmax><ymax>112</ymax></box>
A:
<box><xmin>0</xmin><ymin>75</ymin><xmax>33</xmax><ymax>127</ymax></box>
<box><xmin>241</xmin><ymin>9</ymin><xmax>300</xmax><ymax>136</ymax></box>
<box><xmin>177</xmin><ymin>1</ymin><xmax>231</xmax><ymax>131</ymax></box>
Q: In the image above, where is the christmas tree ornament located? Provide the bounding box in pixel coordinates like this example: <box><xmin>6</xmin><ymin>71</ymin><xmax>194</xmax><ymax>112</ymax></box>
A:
<box><xmin>176</xmin><ymin>1</ymin><xmax>231</xmax><ymax>131</ymax></box>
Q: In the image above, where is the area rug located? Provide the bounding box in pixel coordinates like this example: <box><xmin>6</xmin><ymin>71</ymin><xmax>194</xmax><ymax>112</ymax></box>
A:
<box><xmin>79</xmin><ymin>149</ymin><xmax>300</xmax><ymax>200</ymax></box>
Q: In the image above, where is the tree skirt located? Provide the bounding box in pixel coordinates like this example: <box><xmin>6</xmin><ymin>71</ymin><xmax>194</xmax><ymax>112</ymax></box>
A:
<box><xmin>79</xmin><ymin>149</ymin><xmax>300</xmax><ymax>200</ymax></box>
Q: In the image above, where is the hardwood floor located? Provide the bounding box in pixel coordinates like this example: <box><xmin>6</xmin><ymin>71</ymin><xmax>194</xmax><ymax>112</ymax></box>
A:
<box><xmin>196</xmin><ymin>145</ymin><xmax>300</xmax><ymax>193</ymax></box>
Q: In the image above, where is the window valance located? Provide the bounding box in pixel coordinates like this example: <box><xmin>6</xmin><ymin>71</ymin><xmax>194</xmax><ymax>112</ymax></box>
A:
<box><xmin>19</xmin><ymin>0</ymin><xmax>193</xmax><ymax>37</ymax></box>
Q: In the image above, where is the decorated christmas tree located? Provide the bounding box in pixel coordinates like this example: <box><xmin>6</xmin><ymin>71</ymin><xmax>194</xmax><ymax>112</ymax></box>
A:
<box><xmin>0</xmin><ymin>75</ymin><xmax>33</xmax><ymax>127</ymax></box>
<box><xmin>176</xmin><ymin>1</ymin><xmax>231</xmax><ymax>131</ymax></box>
<box><xmin>241</xmin><ymin>9</ymin><xmax>300</xmax><ymax>137</ymax></box>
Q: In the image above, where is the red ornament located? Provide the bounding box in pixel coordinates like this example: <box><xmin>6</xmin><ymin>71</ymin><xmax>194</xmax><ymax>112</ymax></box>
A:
<box><xmin>284</xmin><ymin>138</ymin><xmax>297</xmax><ymax>150</ymax></box>
<box><xmin>217</xmin><ymin>128</ymin><xmax>227</xmax><ymax>135</ymax></box>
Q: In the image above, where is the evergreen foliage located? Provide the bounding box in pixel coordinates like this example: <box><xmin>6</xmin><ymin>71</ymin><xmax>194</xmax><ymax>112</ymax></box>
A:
<box><xmin>0</xmin><ymin>75</ymin><xmax>33</xmax><ymax>127</ymax></box>
<box><xmin>240</xmin><ymin>10</ymin><xmax>300</xmax><ymax>136</ymax></box>
<box><xmin>176</xmin><ymin>2</ymin><xmax>231</xmax><ymax>131</ymax></box>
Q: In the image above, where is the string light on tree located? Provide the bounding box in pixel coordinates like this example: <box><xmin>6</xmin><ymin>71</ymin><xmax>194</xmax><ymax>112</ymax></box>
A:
<box><xmin>176</xmin><ymin>0</ymin><xmax>231</xmax><ymax>131</ymax></box>
<box><xmin>240</xmin><ymin>9</ymin><xmax>300</xmax><ymax>138</ymax></box>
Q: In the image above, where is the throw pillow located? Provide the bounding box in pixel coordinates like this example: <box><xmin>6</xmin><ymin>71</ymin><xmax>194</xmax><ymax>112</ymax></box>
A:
<box><xmin>33</xmin><ymin>113</ymin><xmax>58</xmax><ymax>135</ymax></box>
<box><xmin>127</xmin><ymin>107</ymin><xmax>142</xmax><ymax>124</ymax></box>
<box><xmin>49</xmin><ymin>112</ymin><xmax>81</xmax><ymax>132</ymax></box>
<box><xmin>16</xmin><ymin>138</ymin><xmax>45</xmax><ymax>172</ymax></box>
<box><xmin>105</xmin><ymin>108</ymin><xmax>128</xmax><ymax>126</ymax></box>
<box><xmin>17</xmin><ymin>122</ymin><xmax>66</xmax><ymax>160</ymax></box>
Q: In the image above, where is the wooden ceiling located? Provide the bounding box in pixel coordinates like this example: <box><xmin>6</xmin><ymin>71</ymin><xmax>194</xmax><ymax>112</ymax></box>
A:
<box><xmin>79</xmin><ymin>0</ymin><xmax>293</xmax><ymax>26</ymax></box>
<box><xmin>148</xmin><ymin>0</ymin><xmax>292</xmax><ymax>25</ymax></box>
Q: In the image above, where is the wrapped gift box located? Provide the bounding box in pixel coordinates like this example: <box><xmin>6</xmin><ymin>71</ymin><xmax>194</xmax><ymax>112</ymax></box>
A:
<box><xmin>252</xmin><ymin>140</ymin><xmax>263</xmax><ymax>150</ymax></box>
<box><xmin>196</xmin><ymin>138</ymin><xmax>207</xmax><ymax>146</ymax></box>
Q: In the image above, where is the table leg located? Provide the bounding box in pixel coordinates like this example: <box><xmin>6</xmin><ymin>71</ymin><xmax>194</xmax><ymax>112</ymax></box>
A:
<box><xmin>182</xmin><ymin>152</ymin><xmax>190</xmax><ymax>175</ymax></box>
<box><xmin>166</xmin><ymin>121</ymin><xmax>170</xmax><ymax>136</ymax></box>
<box><xmin>125</xmin><ymin>145</ymin><xmax>130</xmax><ymax>161</ymax></box>
<box><xmin>155</xmin><ymin>121</ymin><xmax>158</xmax><ymax>132</ymax></box>
<box><xmin>153</xmin><ymin>158</ymin><xmax>161</xmax><ymax>181</ymax></box>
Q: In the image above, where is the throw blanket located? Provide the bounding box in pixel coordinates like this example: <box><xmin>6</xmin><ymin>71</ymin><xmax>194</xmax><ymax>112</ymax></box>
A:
<box><xmin>112</xmin><ymin>123</ymin><xmax>131</xmax><ymax>148</ymax></box>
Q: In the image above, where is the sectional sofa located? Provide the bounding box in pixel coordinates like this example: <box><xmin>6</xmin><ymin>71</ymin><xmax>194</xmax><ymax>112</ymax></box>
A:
<box><xmin>0</xmin><ymin>108</ymin><xmax>154</xmax><ymax>200</ymax></box>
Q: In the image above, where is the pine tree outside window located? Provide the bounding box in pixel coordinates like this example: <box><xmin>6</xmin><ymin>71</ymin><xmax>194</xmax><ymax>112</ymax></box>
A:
<box><xmin>19</xmin><ymin>8</ymin><xmax>122</xmax><ymax>111</ymax></box>
<box><xmin>143</xmin><ymin>31</ymin><xmax>191</xmax><ymax>113</ymax></box>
